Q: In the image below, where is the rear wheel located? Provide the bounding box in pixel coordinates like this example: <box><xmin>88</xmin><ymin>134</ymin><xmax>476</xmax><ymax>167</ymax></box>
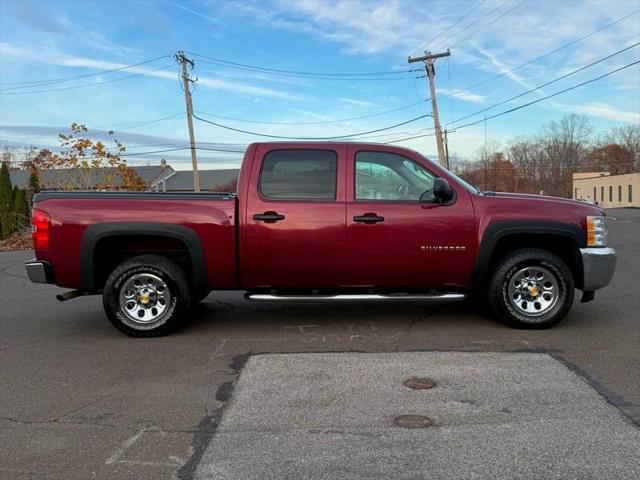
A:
<box><xmin>487</xmin><ymin>248</ymin><xmax>574</xmax><ymax>329</ymax></box>
<box><xmin>103</xmin><ymin>255</ymin><xmax>191</xmax><ymax>337</ymax></box>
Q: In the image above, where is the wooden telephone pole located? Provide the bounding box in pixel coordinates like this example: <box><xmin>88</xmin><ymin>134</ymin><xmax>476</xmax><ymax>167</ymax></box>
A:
<box><xmin>408</xmin><ymin>50</ymin><xmax>450</xmax><ymax>167</ymax></box>
<box><xmin>175</xmin><ymin>51</ymin><xmax>200</xmax><ymax>192</ymax></box>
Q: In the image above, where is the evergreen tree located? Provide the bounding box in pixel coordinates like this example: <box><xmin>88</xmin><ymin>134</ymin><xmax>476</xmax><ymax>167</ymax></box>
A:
<box><xmin>28</xmin><ymin>171</ymin><xmax>41</xmax><ymax>193</ymax></box>
<box><xmin>14</xmin><ymin>188</ymin><xmax>28</xmax><ymax>229</ymax></box>
<box><xmin>0</xmin><ymin>163</ymin><xmax>14</xmax><ymax>238</ymax></box>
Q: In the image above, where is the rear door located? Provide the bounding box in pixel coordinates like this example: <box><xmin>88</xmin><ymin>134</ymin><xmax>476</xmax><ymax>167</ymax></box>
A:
<box><xmin>345</xmin><ymin>146</ymin><xmax>476</xmax><ymax>288</ymax></box>
<box><xmin>241</xmin><ymin>144</ymin><xmax>347</xmax><ymax>289</ymax></box>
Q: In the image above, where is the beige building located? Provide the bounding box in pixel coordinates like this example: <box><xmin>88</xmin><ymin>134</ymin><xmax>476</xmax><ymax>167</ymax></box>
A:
<box><xmin>573</xmin><ymin>172</ymin><xmax>640</xmax><ymax>208</ymax></box>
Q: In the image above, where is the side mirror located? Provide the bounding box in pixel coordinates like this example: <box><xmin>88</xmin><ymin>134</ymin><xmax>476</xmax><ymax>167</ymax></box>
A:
<box><xmin>433</xmin><ymin>178</ymin><xmax>454</xmax><ymax>203</ymax></box>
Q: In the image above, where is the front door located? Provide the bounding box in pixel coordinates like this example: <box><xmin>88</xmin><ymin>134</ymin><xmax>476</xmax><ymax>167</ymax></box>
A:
<box><xmin>346</xmin><ymin>147</ymin><xmax>476</xmax><ymax>288</ymax></box>
<box><xmin>241</xmin><ymin>145</ymin><xmax>347</xmax><ymax>289</ymax></box>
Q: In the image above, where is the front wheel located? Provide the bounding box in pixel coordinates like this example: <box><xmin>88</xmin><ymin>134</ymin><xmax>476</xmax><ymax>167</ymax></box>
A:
<box><xmin>103</xmin><ymin>255</ymin><xmax>191</xmax><ymax>337</ymax></box>
<box><xmin>487</xmin><ymin>248</ymin><xmax>574</xmax><ymax>329</ymax></box>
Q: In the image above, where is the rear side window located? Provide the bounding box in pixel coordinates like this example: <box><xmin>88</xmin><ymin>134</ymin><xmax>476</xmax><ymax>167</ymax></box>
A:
<box><xmin>259</xmin><ymin>150</ymin><xmax>337</xmax><ymax>200</ymax></box>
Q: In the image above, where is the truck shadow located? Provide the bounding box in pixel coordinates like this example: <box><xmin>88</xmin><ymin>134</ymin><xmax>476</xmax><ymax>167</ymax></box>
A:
<box><xmin>182</xmin><ymin>293</ymin><xmax>501</xmax><ymax>337</ymax></box>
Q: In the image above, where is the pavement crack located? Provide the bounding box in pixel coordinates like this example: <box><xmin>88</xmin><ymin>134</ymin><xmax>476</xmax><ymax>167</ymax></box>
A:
<box><xmin>52</xmin><ymin>391</ymin><xmax>123</xmax><ymax>423</ymax></box>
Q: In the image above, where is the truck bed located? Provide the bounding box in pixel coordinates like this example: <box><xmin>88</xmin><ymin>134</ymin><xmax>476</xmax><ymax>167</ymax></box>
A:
<box><xmin>31</xmin><ymin>191</ymin><xmax>238</xmax><ymax>290</ymax></box>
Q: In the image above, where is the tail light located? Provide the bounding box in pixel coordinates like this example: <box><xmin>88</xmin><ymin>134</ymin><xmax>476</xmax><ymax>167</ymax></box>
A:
<box><xmin>32</xmin><ymin>209</ymin><xmax>50</xmax><ymax>250</ymax></box>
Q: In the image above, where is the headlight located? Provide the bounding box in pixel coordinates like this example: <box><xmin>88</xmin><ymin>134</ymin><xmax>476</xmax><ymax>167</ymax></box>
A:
<box><xmin>586</xmin><ymin>215</ymin><xmax>608</xmax><ymax>247</ymax></box>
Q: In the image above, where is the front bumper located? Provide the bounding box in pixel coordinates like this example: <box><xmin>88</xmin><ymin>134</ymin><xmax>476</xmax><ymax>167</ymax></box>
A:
<box><xmin>25</xmin><ymin>259</ymin><xmax>54</xmax><ymax>284</ymax></box>
<box><xmin>580</xmin><ymin>247</ymin><xmax>616</xmax><ymax>291</ymax></box>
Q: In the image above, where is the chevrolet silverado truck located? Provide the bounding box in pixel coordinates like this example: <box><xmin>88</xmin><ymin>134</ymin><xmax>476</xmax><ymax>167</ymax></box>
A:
<box><xmin>25</xmin><ymin>142</ymin><xmax>616</xmax><ymax>337</ymax></box>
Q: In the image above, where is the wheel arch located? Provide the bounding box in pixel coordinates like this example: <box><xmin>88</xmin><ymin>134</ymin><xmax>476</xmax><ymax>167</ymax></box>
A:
<box><xmin>80</xmin><ymin>222</ymin><xmax>208</xmax><ymax>291</ymax></box>
<box><xmin>470</xmin><ymin>221</ymin><xmax>586</xmax><ymax>289</ymax></box>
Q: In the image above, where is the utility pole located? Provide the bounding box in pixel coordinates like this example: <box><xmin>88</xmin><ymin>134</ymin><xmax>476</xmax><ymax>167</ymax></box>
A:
<box><xmin>443</xmin><ymin>129</ymin><xmax>450</xmax><ymax>170</ymax></box>
<box><xmin>175</xmin><ymin>51</ymin><xmax>200</xmax><ymax>192</ymax></box>
<box><xmin>408</xmin><ymin>49</ymin><xmax>450</xmax><ymax>167</ymax></box>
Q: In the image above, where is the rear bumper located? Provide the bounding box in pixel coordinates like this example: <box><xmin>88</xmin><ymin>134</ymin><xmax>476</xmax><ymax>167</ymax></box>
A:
<box><xmin>580</xmin><ymin>247</ymin><xmax>616</xmax><ymax>291</ymax></box>
<box><xmin>25</xmin><ymin>259</ymin><xmax>54</xmax><ymax>284</ymax></box>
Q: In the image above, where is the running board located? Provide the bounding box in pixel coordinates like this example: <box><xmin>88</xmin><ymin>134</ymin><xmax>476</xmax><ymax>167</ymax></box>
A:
<box><xmin>245</xmin><ymin>293</ymin><xmax>465</xmax><ymax>302</ymax></box>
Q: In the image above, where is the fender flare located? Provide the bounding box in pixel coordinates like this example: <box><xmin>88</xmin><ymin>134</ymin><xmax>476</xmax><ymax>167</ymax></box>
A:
<box><xmin>470</xmin><ymin>220</ymin><xmax>585</xmax><ymax>287</ymax></box>
<box><xmin>80</xmin><ymin>222</ymin><xmax>208</xmax><ymax>291</ymax></box>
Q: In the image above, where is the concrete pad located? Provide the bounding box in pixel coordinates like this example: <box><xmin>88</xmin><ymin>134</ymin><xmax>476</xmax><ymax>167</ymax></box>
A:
<box><xmin>195</xmin><ymin>352</ymin><xmax>640</xmax><ymax>480</ymax></box>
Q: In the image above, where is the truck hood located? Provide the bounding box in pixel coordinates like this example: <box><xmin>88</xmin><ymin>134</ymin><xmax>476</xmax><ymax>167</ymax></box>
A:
<box><xmin>484</xmin><ymin>191</ymin><xmax>605</xmax><ymax>215</ymax></box>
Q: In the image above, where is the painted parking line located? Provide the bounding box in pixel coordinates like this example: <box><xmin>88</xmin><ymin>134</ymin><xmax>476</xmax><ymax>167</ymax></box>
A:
<box><xmin>195</xmin><ymin>352</ymin><xmax>640</xmax><ymax>480</ymax></box>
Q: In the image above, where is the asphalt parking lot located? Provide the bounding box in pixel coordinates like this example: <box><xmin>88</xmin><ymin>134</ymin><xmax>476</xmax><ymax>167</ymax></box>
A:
<box><xmin>1</xmin><ymin>208</ymin><xmax>639</xmax><ymax>480</ymax></box>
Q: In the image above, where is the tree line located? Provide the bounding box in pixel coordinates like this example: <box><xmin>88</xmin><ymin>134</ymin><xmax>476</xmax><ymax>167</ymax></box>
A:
<box><xmin>453</xmin><ymin>114</ymin><xmax>639</xmax><ymax>197</ymax></box>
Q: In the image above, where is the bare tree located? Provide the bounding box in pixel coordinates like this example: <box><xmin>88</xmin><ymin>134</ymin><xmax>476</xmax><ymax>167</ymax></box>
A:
<box><xmin>600</xmin><ymin>124</ymin><xmax>640</xmax><ymax>170</ymax></box>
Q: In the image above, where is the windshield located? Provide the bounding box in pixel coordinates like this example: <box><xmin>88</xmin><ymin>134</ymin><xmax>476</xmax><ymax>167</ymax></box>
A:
<box><xmin>417</xmin><ymin>153</ymin><xmax>481</xmax><ymax>194</ymax></box>
<box><xmin>446</xmin><ymin>169</ymin><xmax>481</xmax><ymax>194</ymax></box>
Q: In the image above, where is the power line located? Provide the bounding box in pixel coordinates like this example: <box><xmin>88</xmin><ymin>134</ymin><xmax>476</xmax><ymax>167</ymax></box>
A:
<box><xmin>0</xmin><ymin>64</ymin><xmax>174</xmax><ymax>95</ymax></box>
<box><xmin>192</xmin><ymin>112</ymin><xmax>431</xmax><ymax>140</ymax></box>
<box><xmin>195</xmin><ymin>58</ymin><xmax>415</xmax><ymax>81</ymax></box>
<box><xmin>452</xmin><ymin>59</ymin><xmax>640</xmax><ymax>130</ymax></box>
<box><xmin>384</xmin><ymin>132</ymin><xmax>437</xmax><ymax>144</ymax></box>
<box><xmin>194</xmin><ymin>100</ymin><xmax>427</xmax><ymax>125</ymax></box>
<box><xmin>444</xmin><ymin>9</ymin><xmax>639</xmax><ymax>98</ymax></box>
<box><xmin>185</xmin><ymin>51</ymin><xmax>412</xmax><ymax>77</ymax></box>
<box><xmin>447</xmin><ymin>42</ymin><xmax>640</xmax><ymax>127</ymax></box>
<box><xmin>0</xmin><ymin>55</ymin><xmax>171</xmax><ymax>87</ymax></box>
<box><xmin>430</xmin><ymin>0</ymin><xmax>511</xmax><ymax>51</ymax></box>
<box><xmin>339</xmin><ymin>126</ymin><xmax>435</xmax><ymax>141</ymax></box>
<box><xmin>196</xmin><ymin>146</ymin><xmax>246</xmax><ymax>153</ymax></box>
<box><xmin>450</xmin><ymin>0</ymin><xmax>527</xmax><ymax>49</ymax></box>
<box><xmin>121</xmin><ymin>146</ymin><xmax>245</xmax><ymax>157</ymax></box>
<box><xmin>94</xmin><ymin>113</ymin><xmax>185</xmax><ymax>131</ymax></box>
<box><xmin>414</xmin><ymin>0</ymin><xmax>488</xmax><ymax>54</ymax></box>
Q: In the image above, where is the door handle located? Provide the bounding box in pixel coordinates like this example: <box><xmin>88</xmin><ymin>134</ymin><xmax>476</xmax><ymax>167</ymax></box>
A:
<box><xmin>253</xmin><ymin>211</ymin><xmax>285</xmax><ymax>222</ymax></box>
<box><xmin>353</xmin><ymin>213</ymin><xmax>384</xmax><ymax>224</ymax></box>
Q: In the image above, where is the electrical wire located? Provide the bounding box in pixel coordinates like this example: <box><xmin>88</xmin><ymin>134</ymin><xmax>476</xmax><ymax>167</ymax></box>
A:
<box><xmin>384</xmin><ymin>132</ymin><xmax>437</xmax><ymax>144</ymax></box>
<box><xmin>185</xmin><ymin>51</ymin><xmax>411</xmax><ymax>77</ymax></box>
<box><xmin>447</xmin><ymin>42</ymin><xmax>640</xmax><ymax>126</ymax></box>
<box><xmin>120</xmin><ymin>146</ymin><xmax>246</xmax><ymax>157</ymax></box>
<box><xmin>0</xmin><ymin>64</ymin><xmax>175</xmax><ymax>95</ymax></box>
<box><xmin>94</xmin><ymin>113</ymin><xmax>186</xmax><ymax>132</ymax></box>
<box><xmin>430</xmin><ymin>0</ymin><xmax>511</xmax><ymax>50</ymax></box>
<box><xmin>194</xmin><ymin>100</ymin><xmax>427</xmax><ymax>125</ymax></box>
<box><xmin>450</xmin><ymin>0</ymin><xmax>528</xmax><ymax>49</ymax></box>
<box><xmin>0</xmin><ymin>55</ymin><xmax>171</xmax><ymax>87</ymax></box>
<box><xmin>192</xmin><ymin>113</ymin><xmax>431</xmax><ymax>140</ymax></box>
<box><xmin>452</xmin><ymin>59</ymin><xmax>640</xmax><ymax>130</ymax></box>
<box><xmin>413</xmin><ymin>0</ymin><xmax>488</xmax><ymax>54</ymax></box>
<box><xmin>443</xmin><ymin>9</ymin><xmax>639</xmax><ymax>98</ymax></box>
<box><xmin>195</xmin><ymin>58</ymin><xmax>415</xmax><ymax>81</ymax></box>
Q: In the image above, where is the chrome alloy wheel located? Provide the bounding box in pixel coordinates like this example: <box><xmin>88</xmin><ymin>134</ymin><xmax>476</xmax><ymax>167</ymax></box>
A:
<box><xmin>118</xmin><ymin>273</ymin><xmax>171</xmax><ymax>325</ymax></box>
<box><xmin>507</xmin><ymin>265</ymin><xmax>559</xmax><ymax>317</ymax></box>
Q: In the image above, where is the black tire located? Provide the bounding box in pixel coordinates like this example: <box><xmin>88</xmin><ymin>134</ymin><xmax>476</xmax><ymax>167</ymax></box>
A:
<box><xmin>487</xmin><ymin>248</ymin><xmax>574</xmax><ymax>329</ymax></box>
<box><xmin>102</xmin><ymin>255</ymin><xmax>191</xmax><ymax>337</ymax></box>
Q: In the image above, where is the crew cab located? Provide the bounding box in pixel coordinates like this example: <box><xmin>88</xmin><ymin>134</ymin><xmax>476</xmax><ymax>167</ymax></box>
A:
<box><xmin>25</xmin><ymin>142</ymin><xmax>616</xmax><ymax>337</ymax></box>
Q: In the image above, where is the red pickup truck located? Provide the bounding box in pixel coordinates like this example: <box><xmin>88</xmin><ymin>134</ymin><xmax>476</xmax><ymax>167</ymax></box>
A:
<box><xmin>25</xmin><ymin>142</ymin><xmax>616</xmax><ymax>337</ymax></box>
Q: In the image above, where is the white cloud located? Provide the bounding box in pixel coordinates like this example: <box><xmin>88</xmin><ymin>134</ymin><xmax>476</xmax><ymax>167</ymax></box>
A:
<box><xmin>566</xmin><ymin>102</ymin><xmax>640</xmax><ymax>123</ymax></box>
<box><xmin>437</xmin><ymin>88</ymin><xmax>486</xmax><ymax>104</ymax></box>
<box><xmin>339</xmin><ymin>97</ymin><xmax>376</xmax><ymax>107</ymax></box>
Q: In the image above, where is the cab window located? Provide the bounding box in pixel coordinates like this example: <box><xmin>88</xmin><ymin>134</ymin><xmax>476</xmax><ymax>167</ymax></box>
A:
<box><xmin>355</xmin><ymin>151</ymin><xmax>436</xmax><ymax>202</ymax></box>
<box><xmin>259</xmin><ymin>150</ymin><xmax>337</xmax><ymax>200</ymax></box>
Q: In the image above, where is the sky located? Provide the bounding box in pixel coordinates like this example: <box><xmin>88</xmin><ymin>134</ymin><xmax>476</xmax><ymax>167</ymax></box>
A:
<box><xmin>0</xmin><ymin>0</ymin><xmax>639</xmax><ymax>170</ymax></box>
